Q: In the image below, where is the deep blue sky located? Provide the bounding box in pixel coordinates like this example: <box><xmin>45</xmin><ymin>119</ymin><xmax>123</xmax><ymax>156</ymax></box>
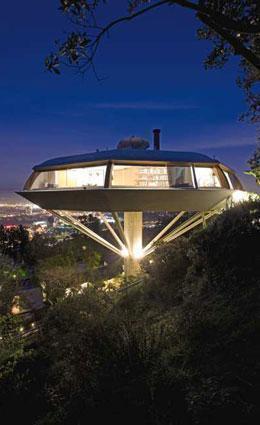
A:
<box><xmin>0</xmin><ymin>0</ymin><xmax>258</xmax><ymax>192</ymax></box>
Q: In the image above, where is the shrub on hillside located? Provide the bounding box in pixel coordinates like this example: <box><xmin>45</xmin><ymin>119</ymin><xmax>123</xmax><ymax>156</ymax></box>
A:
<box><xmin>0</xmin><ymin>201</ymin><xmax>259</xmax><ymax>425</ymax></box>
<box><xmin>141</xmin><ymin>200</ymin><xmax>260</xmax><ymax>424</ymax></box>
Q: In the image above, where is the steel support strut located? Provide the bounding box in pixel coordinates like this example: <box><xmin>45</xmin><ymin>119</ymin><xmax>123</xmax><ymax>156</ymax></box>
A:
<box><xmin>47</xmin><ymin>198</ymin><xmax>226</xmax><ymax>277</ymax></box>
<box><xmin>98</xmin><ymin>212</ymin><xmax>125</xmax><ymax>249</ymax></box>
<box><xmin>143</xmin><ymin>211</ymin><xmax>185</xmax><ymax>254</ymax></box>
<box><xmin>49</xmin><ymin>210</ymin><xmax>122</xmax><ymax>256</ymax></box>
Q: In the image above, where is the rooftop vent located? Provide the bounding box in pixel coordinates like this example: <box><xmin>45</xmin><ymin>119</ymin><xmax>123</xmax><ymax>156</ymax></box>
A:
<box><xmin>117</xmin><ymin>136</ymin><xmax>150</xmax><ymax>150</ymax></box>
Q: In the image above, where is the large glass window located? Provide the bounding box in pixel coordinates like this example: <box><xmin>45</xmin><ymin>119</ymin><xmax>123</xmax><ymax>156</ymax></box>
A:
<box><xmin>168</xmin><ymin>166</ymin><xmax>194</xmax><ymax>188</ymax></box>
<box><xmin>111</xmin><ymin>165</ymin><xmax>194</xmax><ymax>188</ymax></box>
<box><xmin>31</xmin><ymin>171</ymin><xmax>56</xmax><ymax>189</ymax></box>
<box><xmin>63</xmin><ymin>166</ymin><xmax>106</xmax><ymax>187</ymax></box>
<box><xmin>224</xmin><ymin>171</ymin><xmax>242</xmax><ymax>190</ymax></box>
<box><xmin>31</xmin><ymin>166</ymin><xmax>106</xmax><ymax>189</ymax></box>
<box><xmin>195</xmin><ymin>167</ymin><xmax>221</xmax><ymax>188</ymax></box>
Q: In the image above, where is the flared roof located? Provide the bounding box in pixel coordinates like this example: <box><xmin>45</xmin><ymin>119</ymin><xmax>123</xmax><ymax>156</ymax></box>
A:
<box><xmin>33</xmin><ymin>149</ymin><xmax>218</xmax><ymax>171</ymax></box>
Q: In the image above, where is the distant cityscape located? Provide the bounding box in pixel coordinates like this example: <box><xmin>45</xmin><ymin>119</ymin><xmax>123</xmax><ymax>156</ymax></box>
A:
<box><xmin>0</xmin><ymin>190</ymin><xmax>168</xmax><ymax>241</ymax></box>
<box><xmin>0</xmin><ymin>190</ymin><xmax>50</xmax><ymax>228</ymax></box>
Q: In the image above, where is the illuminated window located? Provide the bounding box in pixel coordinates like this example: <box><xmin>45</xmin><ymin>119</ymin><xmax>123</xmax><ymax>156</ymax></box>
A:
<box><xmin>31</xmin><ymin>166</ymin><xmax>106</xmax><ymax>189</ymax></box>
<box><xmin>63</xmin><ymin>166</ymin><xmax>106</xmax><ymax>188</ymax></box>
<box><xmin>111</xmin><ymin>165</ymin><xmax>194</xmax><ymax>188</ymax></box>
<box><xmin>195</xmin><ymin>167</ymin><xmax>221</xmax><ymax>188</ymax></box>
<box><xmin>168</xmin><ymin>166</ymin><xmax>194</xmax><ymax>188</ymax></box>
<box><xmin>31</xmin><ymin>171</ymin><xmax>56</xmax><ymax>189</ymax></box>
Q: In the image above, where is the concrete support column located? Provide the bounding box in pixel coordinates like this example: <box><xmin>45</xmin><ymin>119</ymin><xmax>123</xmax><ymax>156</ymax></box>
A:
<box><xmin>124</xmin><ymin>212</ymin><xmax>143</xmax><ymax>278</ymax></box>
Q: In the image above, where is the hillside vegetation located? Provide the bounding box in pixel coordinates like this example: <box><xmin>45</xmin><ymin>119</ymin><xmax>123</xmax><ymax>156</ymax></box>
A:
<box><xmin>0</xmin><ymin>201</ymin><xmax>259</xmax><ymax>425</ymax></box>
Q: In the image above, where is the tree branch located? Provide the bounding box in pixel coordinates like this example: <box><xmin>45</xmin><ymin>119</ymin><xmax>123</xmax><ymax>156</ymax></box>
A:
<box><xmin>95</xmin><ymin>1</ymin><xmax>170</xmax><ymax>41</ymax></box>
<box><xmin>171</xmin><ymin>0</ymin><xmax>260</xmax><ymax>34</ymax></box>
<box><xmin>87</xmin><ymin>0</ymin><xmax>171</xmax><ymax>64</ymax></box>
<box><xmin>200</xmin><ymin>14</ymin><xmax>260</xmax><ymax>71</ymax></box>
<box><xmin>101</xmin><ymin>1</ymin><xmax>259</xmax><ymax>70</ymax></box>
<box><xmin>52</xmin><ymin>0</ymin><xmax>260</xmax><ymax>75</ymax></box>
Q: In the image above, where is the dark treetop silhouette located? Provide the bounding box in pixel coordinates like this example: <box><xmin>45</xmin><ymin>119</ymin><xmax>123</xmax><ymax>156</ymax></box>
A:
<box><xmin>46</xmin><ymin>1</ymin><xmax>260</xmax><ymax>124</ymax></box>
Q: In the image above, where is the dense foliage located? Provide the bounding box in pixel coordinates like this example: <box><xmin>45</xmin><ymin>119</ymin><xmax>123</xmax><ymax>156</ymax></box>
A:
<box><xmin>0</xmin><ymin>200</ymin><xmax>259</xmax><ymax>424</ymax></box>
<box><xmin>0</xmin><ymin>255</ymin><xmax>28</xmax><ymax>315</ymax></box>
<box><xmin>246</xmin><ymin>142</ymin><xmax>260</xmax><ymax>185</ymax></box>
<box><xmin>0</xmin><ymin>225</ymin><xmax>30</xmax><ymax>263</ymax></box>
<box><xmin>0</xmin><ymin>225</ymin><xmax>104</xmax><ymax>305</ymax></box>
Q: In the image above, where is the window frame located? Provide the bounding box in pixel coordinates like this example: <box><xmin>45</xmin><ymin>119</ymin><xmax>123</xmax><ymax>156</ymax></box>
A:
<box><xmin>223</xmin><ymin>171</ymin><xmax>233</xmax><ymax>189</ymax></box>
<box><xmin>227</xmin><ymin>172</ymin><xmax>243</xmax><ymax>190</ymax></box>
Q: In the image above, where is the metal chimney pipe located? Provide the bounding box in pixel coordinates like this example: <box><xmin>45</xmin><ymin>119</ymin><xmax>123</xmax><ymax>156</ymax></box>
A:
<box><xmin>153</xmin><ymin>128</ymin><xmax>161</xmax><ymax>150</ymax></box>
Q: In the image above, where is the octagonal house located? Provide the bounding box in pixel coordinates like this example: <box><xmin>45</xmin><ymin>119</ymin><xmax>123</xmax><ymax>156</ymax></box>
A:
<box><xmin>19</xmin><ymin>130</ymin><xmax>244</xmax><ymax>277</ymax></box>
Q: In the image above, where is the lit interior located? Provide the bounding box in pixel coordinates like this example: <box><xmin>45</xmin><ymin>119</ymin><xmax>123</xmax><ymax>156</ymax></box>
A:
<box><xmin>194</xmin><ymin>167</ymin><xmax>221</xmax><ymax>188</ymax></box>
<box><xmin>28</xmin><ymin>163</ymin><xmax>243</xmax><ymax>191</ymax></box>
<box><xmin>111</xmin><ymin>165</ymin><xmax>194</xmax><ymax>188</ymax></box>
<box><xmin>31</xmin><ymin>166</ymin><xmax>106</xmax><ymax>189</ymax></box>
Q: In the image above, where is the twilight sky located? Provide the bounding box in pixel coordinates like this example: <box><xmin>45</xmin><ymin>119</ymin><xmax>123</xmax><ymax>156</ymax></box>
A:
<box><xmin>0</xmin><ymin>0</ymin><xmax>258</xmax><ymax>193</ymax></box>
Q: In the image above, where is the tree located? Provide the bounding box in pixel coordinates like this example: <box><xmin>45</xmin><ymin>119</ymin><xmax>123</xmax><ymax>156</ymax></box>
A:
<box><xmin>0</xmin><ymin>255</ymin><xmax>25</xmax><ymax>315</ymax></box>
<box><xmin>0</xmin><ymin>313</ymin><xmax>46</xmax><ymax>425</ymax></box>
<box><xmin>36</xmin><ymin>200</ymin><xmax>260</xmax><ymax>425</ymax></box>
<box><xmin>0</xmin><ymin>315</ymin><xmax>29</xmax><ymax>383</ymax></box>
<box><xmin>139</xmin><ymin>199</ymin><xmax>260</xmax><ymax>424</ymax></box>
<box><xmin>246</xmin><ymin>142</ymin><xmax>260</xmax><ymax>184</ymax></box>
<box><xmin>46</xmin><ymin>0</ymin><xmax>259</xmax><ymax>123</ymax></box>
<box><xmin>36</xmin><ymin>235</ymin><xmax>101</xmax><ymax>303</ymax></box>
<box><xmin>0</xmin><ymin>225</ymin><xmax>30</xmax><ymax>263</ymax></box>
